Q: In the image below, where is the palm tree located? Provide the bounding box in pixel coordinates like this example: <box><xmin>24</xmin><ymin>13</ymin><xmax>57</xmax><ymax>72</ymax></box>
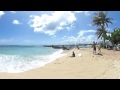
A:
<box><xmin>92</xmin><ymin>11</ymin><xmax>113</xmax><ymax>47</ymax></box>
<box><xmin>96</xmin><ymin>28</ymin><xmax>107</xmax><ymax>40</ymax></box>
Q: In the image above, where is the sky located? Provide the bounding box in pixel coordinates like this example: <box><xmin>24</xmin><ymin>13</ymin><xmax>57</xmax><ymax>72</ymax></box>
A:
<box><xmin>0</xmin><ymin>11</ymin><xmax>120</xmax><ymax>45</ymax></box>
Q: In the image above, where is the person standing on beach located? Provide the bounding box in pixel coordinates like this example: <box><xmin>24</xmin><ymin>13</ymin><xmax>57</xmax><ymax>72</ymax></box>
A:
<box><xmin>72</xmin><ymin>51</ymin><xmax>75</xmax><ymax>57</ymax></box>
<box><xmin>92</xmin><ymin>41</ymin><xmax>96</xmax><ymax>55</ymax></box>
<box><xmin>97</xmin><ymin>43</ymin><xmax>101</xmax><ymax>54</ymax></box>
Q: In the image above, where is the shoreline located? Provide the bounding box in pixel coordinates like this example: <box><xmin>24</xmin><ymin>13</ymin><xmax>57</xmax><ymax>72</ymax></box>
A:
<box><xmin>0</xmin><ymin>48</ymin><xmax>66</xmax><ymax>73</ymax></box>
<box><xmin>0</xmin><ymin>48</ymin><xmax>120</xmax><ymax>79</ymax></box>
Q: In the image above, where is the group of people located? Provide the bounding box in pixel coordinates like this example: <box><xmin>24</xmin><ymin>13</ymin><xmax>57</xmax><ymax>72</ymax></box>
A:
<box><xmin>92</xmin><ymin>41</ymin><xmax>101</xmax><ymax>55</ymax></box>
<box><xmin>71</xmin><ymin>41</ymin><xmax>101</xmax><ymax>57</ymax></box>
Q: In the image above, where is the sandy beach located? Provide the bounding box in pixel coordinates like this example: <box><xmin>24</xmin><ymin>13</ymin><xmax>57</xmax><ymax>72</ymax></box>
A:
<box><xmin>0</xmin><ymin>48</ymin><xmax>120</xmax><ymax>79</ymax></box>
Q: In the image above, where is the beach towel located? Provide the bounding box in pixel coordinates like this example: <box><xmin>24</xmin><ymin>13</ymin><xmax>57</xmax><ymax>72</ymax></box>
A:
<box><xmin>78</xmin><ymin>54</ymin><xmax>82</xmax><ymax>57</ymax></box>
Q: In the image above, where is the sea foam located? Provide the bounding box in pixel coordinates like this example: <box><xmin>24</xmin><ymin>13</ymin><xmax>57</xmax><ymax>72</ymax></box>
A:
<box><xmin>0</xmin><ymin>49</ymin><xmax>66</xmax><ymax>73</ymax></box>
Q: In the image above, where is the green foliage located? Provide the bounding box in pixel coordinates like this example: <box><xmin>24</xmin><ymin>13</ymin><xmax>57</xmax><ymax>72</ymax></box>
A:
<box><xmin>100</xmin><ymin>43</ymin><xmax>106</xmax><ymax>48</ymax></box>
<box><xmin>93</xmin><ymin>11</ymin><xmax>112</xmax><ymax>28</ymax></box>
<box><xmin>92</xmin><ymin>11</ymin><xmax>113</xmax><ymax>47</ymax></box>
<box><xmin>96</xmin><ymin>28</ymin><xmax>108</xmax><ymax>39</ymax></box>
<box><xmin>110</xmin><ymin>28</ymin><xmax>120</xmax><ymax>44</ymax></box>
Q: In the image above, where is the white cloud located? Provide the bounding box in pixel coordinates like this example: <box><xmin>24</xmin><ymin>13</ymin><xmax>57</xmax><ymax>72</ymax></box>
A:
<box><xmin>65</xmin><ymin>35</ymin><xmax>96</xmax><ymax>44</ymax></box>
<box><xmin>88</xmin><ymin>24</ymin><xmax>92</xmax><ymax>27</ymax></box>
<box><xmin>106</xmin><ymin>28</ymin><xmax>112</xmax><ymax>36</ymax></box>
<box><xmin>106</xmin><ymin>28</ymin><xmax>112</xmax><ymax>32</ymax></box>
<box><xmin>68</xmin><ymin>36</ymin><xmax>77</xmax><ymax>42</ymax></box>
<box><xmin>74</xmin><ymin>11</ymin><xmax>91</xmax><ymax>16</ymax></box>
<box><xmin>61</xmin><ymin>30</ymin><xmax>97</xmax><ymax>44</ymax></box>
<box><xmin>64</xmin><ymin>36</ymin><xmax>67</xmax><ymax>38</ymax></box>
<box><xmin>52</xmin><ymin>35</ymin><xmax>56</xmax><ymax>38</ymax></box>
<box><xmin>77</xmin><ymin>30</ymin><xmax>96</xmax><ymax>37</ymax></box>
<box><xmin>66</xmin><ymin>24</ymin><xmax>75</xmax><ymax>31</ymax></box>
<box><xmin>74</xmin><ymin>11</ymin><xmax>84</xmax><ymax>13</ymax></box>
<box><xmin>106</xmin><ymin>33</ymin><xmax>111</xmax><ymax>36</ymax></box>
<box><xmin>10</xmin><ymin>11</ymin><xmax>16</xmax><ymax>14</ymax></box>
<box><xmin>85</xmin><ymin>11</ymin><xmax>90</xmax><ymax>16</ymax></box>
<box><xmin>77</xmin><ymin>30</ymin><xmax>96</xmax><ymax>44</ymax></box>
<box><xmin>66</xmin><ymin>27</ymin><xmax>70</xmax><ymax>30</ymax></box>
<box><xmin>12</xmin><ymin>20</ymin><xmax>22</xmax><ymax>25</ymax></box>
<box><xmin>44</xmin><ymin>30</ymin><xmax>56</xmax><ymax>36</ymax></box>
<box><xmin>29</xmin><ymin>11</ymin><xmax>77</xmax><ymax>35</ymax></box>
<box><xmin>0</xmin><ymin>11</ymin><xmax>5</xmax><ymax>17</ymax></box>
<box><xmin>61</xmin><ymin>36</ymin><xmax>77</xmax><ymax>44</ymax></box>
<box><xmin>62</xmin><ymin>36</ymin><xmax>67</xmax><ymax>40</ymax></box>
<box><xmin>83</xmin><ymin>35</ymin><xmax>96</xmax><ymax>44</ymax></box>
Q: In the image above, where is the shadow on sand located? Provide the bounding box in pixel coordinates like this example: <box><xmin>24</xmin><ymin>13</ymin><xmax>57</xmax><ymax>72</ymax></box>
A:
<box><xmin>69</xmin><ymin>56</ymin><xmax>75</xmax><ymax>58</ymax></box>
<box><xmin>96</xmin><ymin>53</ymin><xmax>103</xmax><ymax>56</ymax></box>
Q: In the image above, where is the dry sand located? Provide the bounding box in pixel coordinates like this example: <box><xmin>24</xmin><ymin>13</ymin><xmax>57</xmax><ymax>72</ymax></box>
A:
<box><xmin>0</xmin><ymin>48</ymin><xmax>120</xmax><ymax>79</ymax></box>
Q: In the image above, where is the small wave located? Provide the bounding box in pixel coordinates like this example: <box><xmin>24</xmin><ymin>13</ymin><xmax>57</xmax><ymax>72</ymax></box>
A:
<box><xmin>48</xmin><ymin>49</ymin><xmax>66</xmax><ymax>63</ymax></box>
<box><xmin>0</xmin><ymin>49</ymin><xmax>66</xmax><ymax>73</ymax></box>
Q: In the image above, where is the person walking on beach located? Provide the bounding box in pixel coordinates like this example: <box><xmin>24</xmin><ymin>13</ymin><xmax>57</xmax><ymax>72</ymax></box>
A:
<box><xmin>97</xmin><ymin>43</ymin><xmax>101</xmax><ymax>54</ymax></box>
<box><xmin>92</xmin><ymin>41</ymin><xmax>96</xmax><ymax>55</ymax></box>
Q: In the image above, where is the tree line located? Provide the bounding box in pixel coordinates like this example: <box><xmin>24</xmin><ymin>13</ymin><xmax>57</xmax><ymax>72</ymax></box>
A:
<box><xmin>92</xmin><ymin>11</ymin><xmax>120</xmax><ymax>48</ymax></box>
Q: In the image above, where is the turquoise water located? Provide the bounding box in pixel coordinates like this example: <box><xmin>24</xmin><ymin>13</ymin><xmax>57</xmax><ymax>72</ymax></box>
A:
<box><xmin>0</xmin><ymin>45</ymin><xmax>57</xmax><ymax>55</ymax></box>
<box><xmin>0</xmin><ymin>45</ymin><xmax>66</xmax><ymax>73</ymax></box>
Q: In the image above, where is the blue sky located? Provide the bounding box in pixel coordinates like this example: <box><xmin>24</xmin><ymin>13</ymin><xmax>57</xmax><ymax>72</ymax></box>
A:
<box><xmin>0</xmin><ymin>11</ymin><xmax>119</xmax><ymax>45</ymax></box>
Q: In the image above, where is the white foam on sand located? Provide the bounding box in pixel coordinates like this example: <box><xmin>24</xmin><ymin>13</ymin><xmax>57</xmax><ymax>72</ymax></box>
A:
<box><xmin>0</xmin><ymin>49</ymin><xmax>67</xmax><ymax>73</ymax></box>
<box><xmin>78</xmin><ymin>54</ymin><xmax>82</xmax><ymax>57</ymax></box>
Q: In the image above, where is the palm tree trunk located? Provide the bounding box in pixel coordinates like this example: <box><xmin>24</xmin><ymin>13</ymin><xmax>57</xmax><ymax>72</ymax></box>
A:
<box><xmin>102</xmin><ymin>23</ymin><xmax>106</xmax><ymax>48</ymax></box>
<box><xmin>103</xmin><ymin>37</ymin><xmax>106</xmax><ymax>48</ymax></box>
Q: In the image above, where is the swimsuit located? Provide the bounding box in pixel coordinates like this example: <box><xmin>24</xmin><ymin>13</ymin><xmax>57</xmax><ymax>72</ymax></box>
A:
<box><xmin>93</xmin><ymin>46</ymin><xmax>96</xmax><ymax>51</ymax></box>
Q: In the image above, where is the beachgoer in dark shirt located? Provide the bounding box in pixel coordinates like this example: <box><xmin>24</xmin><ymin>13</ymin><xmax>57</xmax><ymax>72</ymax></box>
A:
<box><xmin>92</xmin><ymin>41</ymin><xmax>96</xmax><ymax>55</ymax></box>
<box><xmin>72</xmin><ymin>51</ymin><xmax>75</xmax><ymax>57</ymax></box>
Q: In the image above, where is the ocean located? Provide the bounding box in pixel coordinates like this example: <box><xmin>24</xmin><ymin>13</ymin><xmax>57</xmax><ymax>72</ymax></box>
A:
<box><xmin>0</xmin><ymin>45</ymin><xmax>66</xmax><ymax>73</ymax></box>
